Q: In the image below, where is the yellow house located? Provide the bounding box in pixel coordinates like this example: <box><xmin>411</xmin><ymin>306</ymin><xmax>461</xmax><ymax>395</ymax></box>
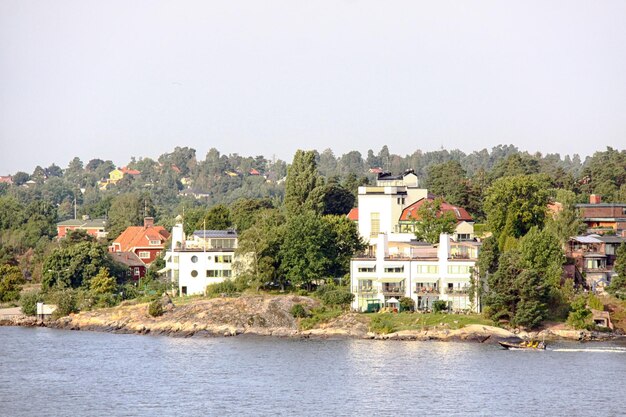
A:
<box><xmin>109</xmin><ymin>168</ymin><xmax>124</xmax><ymax>183</ymax></box>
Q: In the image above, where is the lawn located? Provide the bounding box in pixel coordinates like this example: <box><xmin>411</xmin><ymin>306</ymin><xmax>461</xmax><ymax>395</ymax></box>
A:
<box><xmin>369</xmin><ymin>311</ymin><xmax>494</xmax><ymax>334</ymax></box>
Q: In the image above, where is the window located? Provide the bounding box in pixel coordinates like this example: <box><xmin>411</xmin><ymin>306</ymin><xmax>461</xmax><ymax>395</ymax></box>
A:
<box><xmin>206</xmin><ymin>270</ymin><xmax>232</xmax><ymax>278</ymax></box>
<box><xmin>149</xmin><ymin>240</ymin><xmax>161</xmax><ymax>246</ymax></box>
<box><xmin>456</xmin><ymin>233</ymin><xmax>471</xmax><ymax>241</ymax></box>
<box><xmin>384</xmin><ymin>266</ymin><xmax>404</xmax><ymax>273</ymax></box>
<box><xmin>138</xmin><ymin>251</ymin><xmax>150</xmax><ymax>259</ymax></box>
<box><xmin>358</xmin><ymin>266</ymin><xmax>376</xmax><ymax>273</ymax></box>
<box><xmin>191</xmin><ymin>270</ymin><xmax>198</xmax><ymax>278</ymax></box>
<box><xmin>216</xmin><ymin>255</ymin><xmax>232</xmax><ymax>263</ymax></box>
<box><xmin>417</xmin><ymin>265</ymin><xmax>438</xmax><ymax>274</ymax></box>
<box><xmin>448</xmin><ymin>265</ymin><xmax>470</xmax><ymax>274</ymax></box>
<box><xmin>173</xmin><ymin>256</ymin><xmax>179</xmax><ymax>263</ymax></box>
<box><xmin>133</xmin><ymin>267</ymin><xmax>140</xmax><ymax>276</ymax></box>
<box><xmin>191</xmin><ymin>255</ymin><xmax>198</xmax><ymax>263</ymax></box>
<box><xmin>370</xmin><ymin>212</ymin><xmax>380</xmax><ymax>237</ymax></box>
<box><xmin>211</xmin><ymin>238</ymin><xmax>235</xmax><ymax>249</ymax></box>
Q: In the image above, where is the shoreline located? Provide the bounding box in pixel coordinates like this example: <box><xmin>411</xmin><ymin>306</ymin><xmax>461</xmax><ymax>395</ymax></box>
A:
<box><xmin>1</xmin><ymin>296</ymin><xmax>621</xmax><ymax>344</ymax></box>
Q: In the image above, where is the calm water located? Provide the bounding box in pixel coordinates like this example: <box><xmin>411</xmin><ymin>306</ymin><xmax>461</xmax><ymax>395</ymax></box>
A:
<box><xmin>1</xmin><ymin>327</ymin><xmax>626</xmax><ymax>417</ymax></box>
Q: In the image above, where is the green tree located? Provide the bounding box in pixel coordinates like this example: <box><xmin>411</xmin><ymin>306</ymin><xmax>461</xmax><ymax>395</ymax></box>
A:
<box><xmin>545</xmin><ymin>189</ymin><xmax>585</xmax><ymax>243</ymax></box>
<box><xmin>279</xmin><ymin>211</ymin><xmax>333</xmax><ymax>289</ymax></box>
<box><xmin>107</xmin><ymin>193</ymin><xmax>155</xmax><ymax>239</ymax></box>
<box><xmin>89</xmin><ymin>268</ymin><xmax>117</xmax><ymax>295</ymax></box>
<box><xmin>235</xmin><ymin>209</ymin><xmax>286</xmax><ymax>290</ymax></box>
<box><xmin>425</xmin><ymin>161</ymin><xmax>468</xmax><ymax>207</ymax></box>
<box><xmin>608</xmin><ymin>244</ymin><xmax>626</xmax><ymax>299</ymax></box>
<box><xmin>284</xmin><ymin>150</ymin><xmax>321</xmax><ymax>216</ymax></box>
<box><xmin>322</xmin><ymin>214</ymin><xmax>365</xmax><ymax>277</ymax></box>
<box><xmin>0</xmin><ymin>264</ymin><xmax>25</xmax><ymax>302</ymax></box>
<box><xmin>411</xmin><ymin>198</ymin><xmax>457</xmax><ymax>244</ymax></box>
<box><xmin>484</xmin><ymin>174</ymin><xmax>551</xmax><ymax>250</ymax></box>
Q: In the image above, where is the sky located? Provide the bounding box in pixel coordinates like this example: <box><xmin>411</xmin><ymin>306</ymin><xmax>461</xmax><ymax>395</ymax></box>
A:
<box><xmin>1</xmin><ymin>1</ymin><xmax>626</xmax><ymax>174</ymax></box>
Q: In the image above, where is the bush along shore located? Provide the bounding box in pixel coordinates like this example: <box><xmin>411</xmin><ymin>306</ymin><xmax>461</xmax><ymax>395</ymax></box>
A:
<box><xmin>1</xmin><ymin>294</ymin><xmax>619</xmax><ymax>343</ymax></box>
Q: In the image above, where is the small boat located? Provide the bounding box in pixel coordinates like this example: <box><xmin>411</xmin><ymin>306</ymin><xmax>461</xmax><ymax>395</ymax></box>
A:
<box><xmin>499</xmin><ymin>340</ymin><xmax>546</xmax><ymax>350</ymax></box>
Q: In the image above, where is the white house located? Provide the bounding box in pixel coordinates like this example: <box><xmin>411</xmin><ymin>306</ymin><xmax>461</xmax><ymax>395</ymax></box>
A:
<box><xmin>350</xmin><ymin>233</ymin><xmax>480</xmax><ymax>312</ymax></box>
<box><xmin>164</xmin><ymin>224</ymin><xmax>238</xmax><ymax>296</ymax></box>
<box><xmin>355</xmin><ymin>170</ymin><xmax>475</xmax><ymax>246</ymax></box>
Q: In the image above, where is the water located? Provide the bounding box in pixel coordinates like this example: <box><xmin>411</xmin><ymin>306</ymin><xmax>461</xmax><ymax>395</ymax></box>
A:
<box><xmin>1</xmin><ymin>327</ymin><xmax>626</xmax><ymax>417</ymax></box>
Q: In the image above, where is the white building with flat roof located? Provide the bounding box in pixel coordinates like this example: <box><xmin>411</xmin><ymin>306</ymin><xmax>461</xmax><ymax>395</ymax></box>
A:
<box><xmin>163</xmin><ymin>224</ymin><xmax>238</xmax><ymax>296</ymax></box>
<box><xmin>350</xmin><ymin>233</ymin><xmax>480</xmax><ymax>313</ymax></box>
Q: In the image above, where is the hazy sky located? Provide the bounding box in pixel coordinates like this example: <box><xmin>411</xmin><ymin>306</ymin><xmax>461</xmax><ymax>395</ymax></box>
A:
<box><xmin>1</xmin><ymin>1</ymin><xmax>625</xmax><ymax>174</ymax></box>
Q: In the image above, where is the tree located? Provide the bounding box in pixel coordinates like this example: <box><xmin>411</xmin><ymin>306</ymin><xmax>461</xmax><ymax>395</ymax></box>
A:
<box><xmin>608</xmin><ymin>244</ymin><xmax>626</xmax><ymax>299</ymax></box>
<box><xmin>12</xmin><ymin>171</ymin><xmax>30</xmax><ymax>186</ymax></box>
<box><xmin>307</xmin><ymin>182</ymin><xmax>355</xmax><ymax>215</ymax></box>
<box><xmin>0</xmin><ymin>264</ymin><xmax>25</xmax><ymax>302</ymax></box>
<box><xmin>42</xmin><ymin>241</ymin><xmax>122</xmax><ymax>290</ymax></box>
<box><xmin>545</xmin><ymin>189</ymin><xmax>585</xmax><ymax>243</ymax></box>
<box><xmin>411</xmin><ymin>198</ymin><xmax>457</xmax><ymax>244</ymax></box>
<box><xmin>322</xmin><ymin>215</ymin><xmax>365</xmax><ymax>277</ymax></box>
<box><xmin>284</xmin><ymin>150</ymin><xmax>321</xmax><ymax>216</ymax></box>
<box><xmin>107</xmin><ymin>193</ymin><xmax>155</xmax><ymax>239</ymax></box>
<box><xmin>484</xmin><ymin>174</ymin><xmax>551</xmax><ymax>250</ymax></box>
<box><xmin>279</xmin><ymin>211</ymin><xmax>333</xmax><ymax>289</ymax></box>
<box><xmin>425</xmin><ymin>161</ymin><xmax>468</xmax><ymax>207</ymax></box>
<box><xmin>89</xmin><ymin>268</ymin><xmax>117</xmax><ymax>295</ymax></box>
<box><xmin>235</xmin><ymin>209</ymin><xmax>286</xmax><ymax>290</ymax></box>
<box><xmin>230</xmin><ymin>198</ymin><xmax>274</xmax><ymax>232</ymax></box>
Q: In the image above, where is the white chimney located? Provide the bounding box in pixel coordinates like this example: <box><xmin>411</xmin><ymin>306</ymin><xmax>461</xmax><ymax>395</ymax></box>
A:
<box><xmin>438</xmin><ymin>233</ymin><xmax>450</xmax><ymax>260</ymax></box>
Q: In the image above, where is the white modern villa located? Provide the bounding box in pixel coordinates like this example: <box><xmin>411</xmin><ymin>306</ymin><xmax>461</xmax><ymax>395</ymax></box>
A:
<box><xmin>163</xmin><ymin>223</ymin><xmax>238</xmax><ymax>296</ymax></box>
<box><xmin>349</xmin><ymin>170</ymin><xmax>481</xmax><ymax>312</ymax></box>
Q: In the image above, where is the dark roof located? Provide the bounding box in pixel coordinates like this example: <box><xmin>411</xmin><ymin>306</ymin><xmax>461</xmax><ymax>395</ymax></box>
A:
<box><xmin>596</xmin><ymin>235</ymin><xmax>626</xmax><ymax>244</ymax></box>
<box><xmin>57</xmin><ymin>218</ymin><xmax>107</xmax><ymax>228</ymax></box>
<box><xmin>576</xmin><ymin>203</ymin><xmax>626</xmax><ymax>208</ymax></box>
<box><xmin>110</xmin><ymin>251</ymin><xmax>145</xmax><ymax>267</ymax></box>
<box><xmin>193</xmin><ymin>229</ymin><xmax>238</xmax><ymax>239</ymax></box>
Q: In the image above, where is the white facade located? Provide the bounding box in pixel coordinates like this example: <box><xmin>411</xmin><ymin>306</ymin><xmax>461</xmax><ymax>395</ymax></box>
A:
<box><xmin>164</xmin><ymin>224</ymin><xmax>238</xmax><ymax>296</ymax></box>
<box><xmin>357</xmin><ymin>171</ymin><xmax>429</xmax><ymax>245</ymax></box>
<box><xmin>350</xmin><ymin>233</ymin><xmax>480</xmax><ymax>312</ymax></box>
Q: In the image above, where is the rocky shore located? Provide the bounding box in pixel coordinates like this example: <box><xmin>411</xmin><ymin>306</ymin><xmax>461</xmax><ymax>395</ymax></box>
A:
<box><xmin>2</xmin><ymin>295</ymin><xmax>620</xmax><ymax>343</ymax></box>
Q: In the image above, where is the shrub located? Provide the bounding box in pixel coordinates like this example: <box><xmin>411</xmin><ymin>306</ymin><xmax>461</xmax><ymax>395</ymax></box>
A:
<box><xmin>567</xmin><ymin>294</ymin><xmax>593</xmax><ymax>330</ymax></box>
<box><xmin>49</xmin><ymin>289</ymin><xmax>79</xmax><ymax>318</ymax></box>
<box><xmin>290</xmin><ymin>303</ymin><xmax>309</xmax><ymax>318</ymax></box>
<box><xmin>587</xmin><ymin>294</ymin><xmax>604</xmax><ymax>311</ymax></box>
<box><xmin>206</xmin><ymin>279</ymin><xmax>239</xmax><ymax>297</ymax></box>
<box><xmin>0</xmin><ymin>264</ymin><xmax>25</xmax><ymax>302</ymax></box>
<box><xmin>370</xmin><ymin>313</ymin><xmax>396</xmax><ymax>334</ymax></box>
<box><xmin>318</xmin><ymin>288</ymin><xmax>354</xmax><ymax>308</ymax></box>
<box><xmin>20</xmin><ymin>290</ymin><xmax>43</xmax><ymax>316</ymax></box>
<box><xmin>399</xmin><ymin>297</ymin><xmax>415</xmax><ymax>312</ymax></box>
<box><xmin>148</xmin><ymin>300</ymin><xmax>164</xmax><ymax>317</ymax></box>
<box><xmin>297</xmin><ymin>289</ymin><xmax>309</xmax><ymax>296</ymax></box>
<box><xmin>432</xmin><ymin>300</ymin><xmax>448</xmax><ymax>313</ymax></box>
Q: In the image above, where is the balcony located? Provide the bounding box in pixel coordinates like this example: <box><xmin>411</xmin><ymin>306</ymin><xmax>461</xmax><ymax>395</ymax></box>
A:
<box><xmin>381</xmin><ymin>285</ymin><xmax>405</xmax><ymax>296</ymax></box>
<box><xmin>414</xmin><ymin>286</ymin><xmax>439</xmax><ymax>295</ymax></box>
<box><xmin>356</xmin><ymin>287</ymin><xmax>378</xmax><ymax>295</ymax></box>
<box><xmin>445</xmin><ymin>288</ymin><xmax>469</xmax><ymax>295</ymax></box>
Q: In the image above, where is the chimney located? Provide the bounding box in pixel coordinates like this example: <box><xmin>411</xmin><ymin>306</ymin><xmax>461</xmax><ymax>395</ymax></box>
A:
<box><xmin>144</xmin><ymin>217</ymin><xmax>154</xmax><ymax>228</ymax></box>
<box><xmin>590</xmin><ymin>194</ymin><xmax>602</xmax><ymax>204</ymax></box>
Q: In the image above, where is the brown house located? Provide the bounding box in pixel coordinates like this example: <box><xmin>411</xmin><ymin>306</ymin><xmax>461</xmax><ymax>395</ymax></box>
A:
<box><xmin>576</xmin><ymin>194</ymin><xmax>626</xmax><ymax>236</ymax></box>
<box><xmin>110</xmin><ymin>251</ymin><xmax>146</xmax><ymax>281</ymax></box>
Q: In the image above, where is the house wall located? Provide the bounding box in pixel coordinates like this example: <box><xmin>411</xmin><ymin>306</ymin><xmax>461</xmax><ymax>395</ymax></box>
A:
<box><xmin>350</xmin><ymin>233</ymin><xmax>479</xmax><ymax>312</ymax></box>
<box><xmin>176</xmin><ymin>250</ymin><xmax>235</xmax><ymax>295</ymax></box>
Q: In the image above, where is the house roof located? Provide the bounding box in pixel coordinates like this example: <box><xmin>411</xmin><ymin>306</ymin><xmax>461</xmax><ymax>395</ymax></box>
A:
<box><xmin>347</xmin><ymin>207</ymin><xmax>359</xmax><ymax>221</ymax></box>
<box><xmin>110</xmin><ymin>251</ymin><xmax>145</xmax><ymax>267</ymax></box>
<box><xmin>120</xmin><ymin>166</ymin><xmax>141</xmax><ymax>176</ymax></box>
<box><xmin>193</xmin><ymin>229</ymin><xmax>238</xmax><ymax>239</ymax></box>
<box><xmin>57</xmin><ymin>218</ymin><xmax>107</xmax><ymax>228</ymax></box>
<box><xmin>112</xmin><ymin>224</ymin><xmax>170</xmax><ymax>251</ymax></box>
<box><xmin>399</xmin><ymin>198</ymin><xmax>473</xmax><ymax>222</ymax></box>
<box><xmin>571</xmin><ymin>235</ymin><xmax>603</xmax><ymax>244</ymax></box>
<box><xmin>249</xmin><ymin>168</ymin><xmax>260</xmax><ymax>175</ymax></box>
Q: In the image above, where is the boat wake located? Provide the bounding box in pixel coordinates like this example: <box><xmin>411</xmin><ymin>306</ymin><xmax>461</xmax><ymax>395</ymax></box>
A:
<box><xmin>551</xmin><ymin>347</ymin><xmax>626</xmax><ymax>353</ymax></box>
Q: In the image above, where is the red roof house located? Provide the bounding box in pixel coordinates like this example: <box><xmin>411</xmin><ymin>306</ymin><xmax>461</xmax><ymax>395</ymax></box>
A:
<box><xmin>399</xmin><ymin>198</ymin><xmax>473</xmax><ymax>223</ymax></box>
<box><xmin>109</xmin><ymin>217</ymin><xmax>169</xmax><ymax>265</ymax></box>
<box><xmin>347</xmin><ymin>207</ymin><xmax>359</xmax><ymax>222</ymax></box>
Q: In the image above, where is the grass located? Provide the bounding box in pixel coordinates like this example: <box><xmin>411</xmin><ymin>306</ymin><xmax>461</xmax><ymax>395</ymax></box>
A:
<box><xmin>369</xmin><ymin>312</ymin><xmax>494</xmax><ymax>334</ymax></box>
<box><xmin>299</xmin><ymin>306</ymin><xmax>344</xmax><ymax>330</ymax></box>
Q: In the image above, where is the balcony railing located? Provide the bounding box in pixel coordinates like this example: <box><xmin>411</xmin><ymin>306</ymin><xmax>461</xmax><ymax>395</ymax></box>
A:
<box><xmin>356</xmin><ymin>287</ymin><xmax>378</xmax><ymax>295</ymax></box>
<box><xmin>445</xmin><ymin>288</ymin><xmax>469</xmax><ymax>295</ymax></box>
<box><xmin>414</xmin><ymin>287</ymin><xmax>439</xmax><ymax>295</ymax></box>
<box><xmin>381</xmin><ymin>286</ymin><xmax>405</xmax><ymax>296</ymax></box>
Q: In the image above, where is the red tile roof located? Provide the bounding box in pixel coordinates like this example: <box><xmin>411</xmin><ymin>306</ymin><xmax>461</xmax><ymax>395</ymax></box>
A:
<box><xmin>347</xmin><ymin>207</ymin><xmax>359</xmax><ymax>221</ymax></box>
<box><xmin>111</xmin><ymin>224</ymin><xmax>169</xmax><ymax>252</ymax></box>
<box><xmin>120</xmin><ymin>166</ymin><xmax>141</xmax><ymax>176</ymax></box>
<box><xmin>400</xmin><ymin>198</ymin><xmax>473</xmax><ymax>222</ymax></box>
<box><xmin>249</xmin><ymin>168</ymin><xmax>260</xmax><ymax>175</ymax></box>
